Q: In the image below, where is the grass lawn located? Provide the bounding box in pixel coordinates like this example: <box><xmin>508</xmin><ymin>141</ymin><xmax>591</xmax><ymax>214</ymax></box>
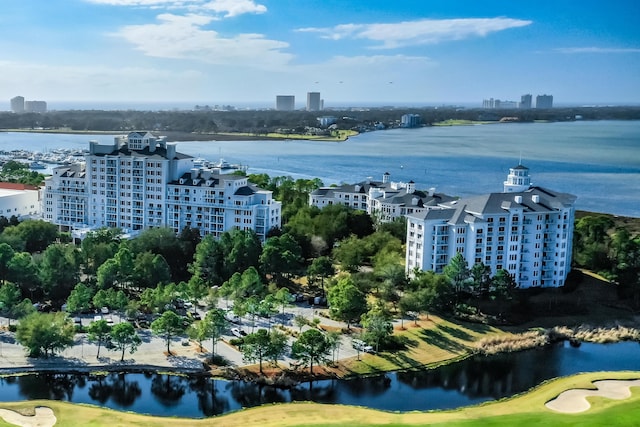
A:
<box><xmin>432</xmin><ymin>119</ymin><xmax>494</xmax><ymax>126</ymax></box>
<box><xmin>216</xmin><ymin>130</ymin><xmax>358</xmax><ymax>142</ymax></box>
<box><xmin>1</xmin><ymin>371</ymin><xmax>638</xmax><ymax>426</ymax></box>
<box><xmin>322</xmin><ymin>315</ymin><xmax>505</xmax><ymax>378</ymax></box>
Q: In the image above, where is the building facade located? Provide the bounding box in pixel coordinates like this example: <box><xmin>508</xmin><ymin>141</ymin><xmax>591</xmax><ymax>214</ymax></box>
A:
<box><xmin>276</xmin><ymin>95</ymin><xmax>295</xmax><ymax>111</ymax></box>
<box><xmin>24</xmin><ymin>100</ymin><xmax>47</xmax><ymax>113</ymax></box>
<box><xmin>0</xmin><ymin>183</ymin><xmax>40</xmax><ymax>219</ymax></box>
<box><xmin>306</xmin><ymin>92</ymin><xmax>321</xmax><ymax>111</ymax></box>
<box><xmin>42</xmin><ymin>132</ymin><xmax>281</xmax><ymax>241</ymax></box>
<box><xmin>520</xmin><ymin>94</ymin><xmax>532</xmax><ymax>109</ymax></box>
<box><xmin>405</xmin><ymin>165</ymin><xmax>576</xmax><ymax>288</ymax></box>
<box><xmin>536</xmin><ymin>94</ymin><xmax>554</xmax><ymax>109</ymax></box>
<box><xmin>401</xmin><ymin>114</ymin><xmax>421</xmax><ymax>128</ymax></box>
<box><xmin>310</xmin><ymin>172</ymin><xmax>455</xmax><ymax>222</ymax></box>
<box><xmin>10</xmin><ymin>96</ymin><xmax>25</xmax><ymax>113</ymax></box>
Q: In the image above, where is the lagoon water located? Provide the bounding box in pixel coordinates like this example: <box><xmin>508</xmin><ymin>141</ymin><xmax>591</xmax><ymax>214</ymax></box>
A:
<box><xmin>0</xmin><ymin>341</ymin><xmax>638</xmax><ymax>417</ymax></box>
<box><xmin>1</xmin><ymin>120</ymin><xmax>639</xmax><ymax>216</ymax></box>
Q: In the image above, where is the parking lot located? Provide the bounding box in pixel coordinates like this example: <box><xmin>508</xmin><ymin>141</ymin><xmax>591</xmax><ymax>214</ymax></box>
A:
<box><xmin>0</xmin><ymin>297</ymin><xmax>369</xmax><ymax>372</ymax></box>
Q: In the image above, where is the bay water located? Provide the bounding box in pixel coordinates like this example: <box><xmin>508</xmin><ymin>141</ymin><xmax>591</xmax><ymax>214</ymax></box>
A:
<box><xmin>1</xmin><ymin>120</ymin><xmax>638</xmax><ymax>216</ymax></box>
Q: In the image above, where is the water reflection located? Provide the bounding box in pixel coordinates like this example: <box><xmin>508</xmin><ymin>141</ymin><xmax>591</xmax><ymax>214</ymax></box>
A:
<box><xmin>0</xmin><ymin>341</ymin><xmax>636</xmax><ymax>418</ymax></box>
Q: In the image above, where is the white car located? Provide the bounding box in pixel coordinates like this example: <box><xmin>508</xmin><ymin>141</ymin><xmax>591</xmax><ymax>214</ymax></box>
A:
<box><xmin>230</xmin><ymin>327</ymin><xmax>246</xmax><ymax>338</ymax></box>
<box><xmin>352</xmin><ymin>339</ymin><xmax>374</xmax><ymax>353</ymax></box>
<box><xmin>225</xmin><ymin>311</ymin><xmax>241</xmax><ymax>323</ymax></box>
<box><xmin>100</xmin><ymin>306</ymin><xmax>109</xmax><ymax>314</ymax></box>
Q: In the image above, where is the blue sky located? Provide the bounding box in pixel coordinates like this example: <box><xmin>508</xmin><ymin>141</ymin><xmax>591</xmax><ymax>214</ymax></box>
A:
<box><xmin>2</xmin><ymin>0</ymin><xmax>639</xmax><ymax>108</ymax></box>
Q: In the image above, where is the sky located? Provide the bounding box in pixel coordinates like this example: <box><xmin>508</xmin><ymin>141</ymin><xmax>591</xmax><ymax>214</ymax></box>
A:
<box><xmin>1</xmin><ymin>0</ymin><xmax>639</xmax><ymax>109</ymax></box>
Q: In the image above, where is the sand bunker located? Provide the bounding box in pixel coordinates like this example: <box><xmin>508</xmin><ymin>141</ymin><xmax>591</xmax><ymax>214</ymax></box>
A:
<box><xmin>545</xmin><ymin>379</ymin><xmax>640</xmax><ymax>413</ymax></box>
<box><xmin>0</xmin><ymin>406</ymin><xmax>56</xmax><ymax>427</ymax></box>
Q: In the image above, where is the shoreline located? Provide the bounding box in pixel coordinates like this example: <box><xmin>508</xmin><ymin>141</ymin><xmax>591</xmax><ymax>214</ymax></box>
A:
<box><xmin>0</xmin><ymin>129</ymin><xmax>358</xmax><ymax>143</ymax></box>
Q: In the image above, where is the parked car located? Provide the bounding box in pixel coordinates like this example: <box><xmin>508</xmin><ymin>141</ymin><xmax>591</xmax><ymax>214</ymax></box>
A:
<box><xmin>230</xmin><ymin>327</ymin><xmax>246</xmax><ymax>338</ymax></box>
<box><xmin>100</xmin><ymin>306</ymin><xmax>109</xmax><ymax>314</ymax></box>
<box><xmin>352</xmin><ymin>339</ymin><xmax>374</xmax><ymax>353</ymax></box>
<box><xmin>225</xmin><ymin>311</ymin><xmax>241</xmax><ymax>324</ymax></box>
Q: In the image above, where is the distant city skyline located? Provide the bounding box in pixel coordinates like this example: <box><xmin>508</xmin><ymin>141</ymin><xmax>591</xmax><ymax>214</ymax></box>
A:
<box><xmin>1</xmin><ymin>1</ymin><xmax>638</xmax><ymax>107</ymax></box>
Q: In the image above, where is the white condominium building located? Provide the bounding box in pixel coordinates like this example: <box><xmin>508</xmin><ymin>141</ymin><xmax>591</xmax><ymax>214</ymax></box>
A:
<box><xmin>405</xmin><ymin>165</ymin><xmax>576</xmax><ymax>288</ymax></box>
<box><xmin>42</xmin><ymin>132</ymin><xmax>281</xmax><ymax>241</ymax></box>
<box><xmin>0</xmin><ymin>183</ymin><xmax>40</xmax><ymax>219</ymax></box>
<box><xmin>309</xmin><ymin>172</ymin><xmax>456</xmax><ymax>222</ymax></box>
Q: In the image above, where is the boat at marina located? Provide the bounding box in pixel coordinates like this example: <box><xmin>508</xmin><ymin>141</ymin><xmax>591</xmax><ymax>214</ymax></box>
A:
<box><xmin>29</xmin><ymin>161</ymin><xmax>47</xmax><ymax>169</ymax></box>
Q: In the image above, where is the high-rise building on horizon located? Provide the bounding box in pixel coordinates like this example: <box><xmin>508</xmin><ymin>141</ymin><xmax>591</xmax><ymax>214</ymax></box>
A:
<box><xmin>520</xmin><ymin>94</ymin><xmax>532</xmax><ymax>109</ymax></box>
<box><xmin>10</xmin><ymin>96</ymin><xmax>24</xmax><ymax>113</ymax></box>
<box><xmin>401</xmin><ymin>114</ymin><xmax>421</xmax><ymax>128</ymax></box>
<box><xmin>275</xmin><ymin>95</ymin><xmax>295</xmax><ymax>111</ymax></box>
<box><xmin>25</xmin><ymin>100</ymin><xmax>47</xmax><ymax>113</ymax></box>
<box><xmin>536</xmin><ymin>94</ymin><xmax>553</xmax><ymax>109</ymax></box>
<box><xmin>306</xmin><ymin>92</ymin><xmax>321</xmax><ymax>111</ymax></box>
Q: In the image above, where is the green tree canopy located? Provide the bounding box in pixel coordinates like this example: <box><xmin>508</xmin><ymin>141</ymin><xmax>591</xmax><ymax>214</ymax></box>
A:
<box><xmin>87</xmin><ymin>319</ymin><xmax>111</xmax><ymax>359</ymax></box>
<box><xmin>241</xmin><ymin>328</ymin><xmax>288</xmax><ymax>374</ymax></box>
<box><xmin>327</xmin><ymin>276</ymin><xmax>368</xmax><ymax>329</ymax></box>
<box><xmin>109</xmin><ymin>322</ymin><xmax>141</xmax><ymax>362</ymax></box>
<box><xmin>291</xmin><ymin>328</ymin><xmax>331</xmax><ymax>375</ymax></box>
<box><xmin>65</xmin><ymin>283</ymin><xmax>95</xmax><ymax>314</ymax></box>
<box><xmin>15</xmin><ymin>312</ymin><xmax>75</xmax><ymax>358</ymax></box>
<box><xmin>37</xmin><ymin>243</ymin><xmax>80</xmax><ymax>300</ymax></box>
<box><xmin>151</xmin><ymin>310</ymin><xmax>187</xmax><ymax>354</ymax></box>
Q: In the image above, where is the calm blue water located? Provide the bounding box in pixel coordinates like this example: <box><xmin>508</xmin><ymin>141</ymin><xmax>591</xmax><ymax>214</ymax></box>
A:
<box><xmin>1</xmin><ymin>120</ymin><xmax>638</xmax><ymax>216</ymax></box>
<box><xmin>0</xmin><ymin>341</ymin><xmax>638</xmax><ymax>417</ymax></box>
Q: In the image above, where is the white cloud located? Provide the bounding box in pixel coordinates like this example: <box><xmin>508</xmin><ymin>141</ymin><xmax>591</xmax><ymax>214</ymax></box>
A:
<box><xmin>84</xmin><ymin>0</ymin><xmax>267</xmax><ymax>17</ymax></box>
<box><xmin>113</xmin><ymin>13</ymin><xmax>292</xmax><ymax>69</ymax></box>
<box><xmin>297</xmin><ymin>17</ymin><xmax>532</xmax><ymax>49</ymax></box>
<box><xmin>554</xmin><ymin>47</ymin><xmax>640</xmax><ymax>54</ymax></box>
<box><xmin>200</xmin><ymin>0</ymin><xmax>266</xmax><ymax>17</ymax></box>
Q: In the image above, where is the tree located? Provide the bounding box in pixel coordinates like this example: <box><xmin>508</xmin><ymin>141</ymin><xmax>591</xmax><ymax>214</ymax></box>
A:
<box><xmin>15</xmin><ymin>312</ymin><xmax>75</xmax><ymax>358</ymax></box>
<box><xmin>443</xmin><ymin>252</ymin><xmax>470</xmax><ymax>296</ymax></box>
<box><xmin>491</xmin><ymin>269</ymin><xmax>517</xmax><ymax>300</ymax></box>
<box><xmin>325</xmin><ymin>330</ymin><xmax>342</xmax><ymax>364</ymax></box>
<box><xmin>294</xmin><ymin>314</ymin><xmax>308</xmax><ymax>332</ymax></box>
<box><xmin>87</xmin><ymin>319</ymin><xmax>111</xmax><ymax>359</ymax></box>
<box><xmin>151</xmin><ymin>311</ymin><xmax>187</xmax><ymax>355</ymax></box>
<box><xmin>80</xmin><ymin>227</ymin><xmax>120</xmax><ymax>275</ymax></box>
<box><xmin>260</xmin><ymin>234</ymin><xmax>304</xmax><ymax>283</ymax></box>
<box><xmin>291</xmin><ymin>329</ymin><xmax>331</xmax><ymax>375</ymax></box>
<box><xmin>110</xmin><ymin>322</ymin><xmax>141</xmax><ymax>362</ymax></box>
<box><xmin>0</xmin><ymin>282</ymin><xmax>22</xmax><ymax>319</ymax></box>
<box><xmin>7</xmin><ymin>252</ymin><xmax>39</xmax><ymax>295</ymax></box>
<box><xmin>361</xmin><ymin>307</ymin><xmax>393</xmax><ymax>353</ymax></box>
<box><xmin>274</xmin><ymin>287</ymin><xmax>292</xmax><ymax>325</ymax></box>
<box><xmin>332</xmin><ymin>235</ymin><xmax>366</xmax><ymax>273</ymax></box>
<box><xmin>398</xmin><ymin>291</ymin><xmax>422</xmax><ymax>327</ymax></box>
<box><xmin>204</xmin><ymin>308</ymin><xmax>226</xmax><ymax>354</ymax></box>
<box><xmin>0</xmin><ymin>243</ymin><xmax>15</xmax><ymax>284</ymax></box>
<box><xmin>3</xmin><ymin>220</ymin><xmax>59</xmax><ymax>253</ymax></box>
<box><xmin>187</xmin><ymin>320</ymin><xmax>210</xmax><ymax>353</ymax></box>
<box><xmin>327</xmin><ymin>276</ymin><xmax>368</xmax><ymax>329</ymax></box>
<box><xmin>307</xmin><ymin>256</ymin><xmax>335</xmax><ymax>297</ymax></box>
<box><xmin>470</xmin><ymin>262</ymin><xmax>492</xmax><ymax>297</ymax></box>
<box><xmin>241</xmin><ymin>329</ymin><xmax>287</xmax><ymax>374</ymax></box>
<box><xmin>37</xmin><ymin>243</ymin><xmax>80</xmax><ymax>299</ymax></box>
<box><xmin>97</xmin><ymin>258</ymin><xmax>119</xmax><ymax>289</ymax></box>
<box><xmin>66</xmin><ymin>283</ymin><xmax>94</xmax><ymax>314</ymax></box>
<box><xmin>133</xmin><ymin>251</ymin><xmax>171</xmax><ymax>289</ymax></box>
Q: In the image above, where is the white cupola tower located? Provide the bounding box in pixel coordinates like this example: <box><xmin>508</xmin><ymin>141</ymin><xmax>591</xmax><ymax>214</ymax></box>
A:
<box><xmin>503</xmin><ymin>164</ymin><xmax>532</xmax><ymax>193</ymax></box>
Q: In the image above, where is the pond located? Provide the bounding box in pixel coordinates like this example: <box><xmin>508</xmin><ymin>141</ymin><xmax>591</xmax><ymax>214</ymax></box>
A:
<box><xmin>0</xmin><ymin>341</ymin><xmax>639</xmax><ymax>417</ymax></box>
